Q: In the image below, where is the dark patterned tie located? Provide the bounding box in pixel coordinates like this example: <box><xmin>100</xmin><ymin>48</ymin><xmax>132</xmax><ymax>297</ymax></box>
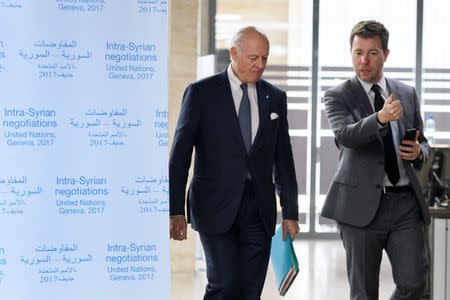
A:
<box><xmin>239</xmin><ymin>83</ymin><xmax>252</xmax><ymax>152</ymax></box>
<box><xmin>372</xmin><ymin>84</ymin><xmax>400</xmax><ymax>185</ymax></box>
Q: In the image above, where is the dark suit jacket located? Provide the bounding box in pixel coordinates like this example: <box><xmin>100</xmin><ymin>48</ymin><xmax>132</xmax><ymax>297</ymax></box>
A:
<box><xmin>322</xmin><ymin>76</ymin><xmax>431</xmax><ymax>226</ymax></box>
<box><xmin>169</xmin><ymin>68</ymin><xmax>298</xmax><ymax>236</ymax></box>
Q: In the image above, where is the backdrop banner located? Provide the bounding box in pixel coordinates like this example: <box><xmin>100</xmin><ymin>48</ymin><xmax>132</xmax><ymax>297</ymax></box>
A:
<box><xmin>0</xmin><ymin>1</ymin><xmax>169</xmax><ymax>299</ymax></box>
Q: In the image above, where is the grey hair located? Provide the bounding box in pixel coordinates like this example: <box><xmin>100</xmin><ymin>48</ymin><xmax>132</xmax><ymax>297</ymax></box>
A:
<box><xmin>230</xmin><ymin>26</ymin><xmax>269</xmax><ymax>52</ymax></box>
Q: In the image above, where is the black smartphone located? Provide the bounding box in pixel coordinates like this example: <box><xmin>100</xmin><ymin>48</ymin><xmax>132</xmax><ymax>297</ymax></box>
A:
<box><xmin>403</xmin><ymin>128</ymin><xmax>417</xmax><ymax>141</ymax></box>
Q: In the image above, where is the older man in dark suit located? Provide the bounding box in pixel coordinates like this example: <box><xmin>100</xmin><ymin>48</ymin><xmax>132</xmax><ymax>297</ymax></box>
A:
<box><xmin>169</xmin><ymin>26</ymin><xmax>299</xmax><ymax>300</ymax></box>
<box><xmin>322</xmin><ymin>20</ymin><xmax>430</xmax><ymax>300</ymax></box>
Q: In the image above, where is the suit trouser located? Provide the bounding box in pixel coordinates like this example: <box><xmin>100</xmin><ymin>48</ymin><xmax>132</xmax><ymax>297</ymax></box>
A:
<box><xmin>199</xmin><ymin>181</ymin><xmax>271</xmax><ymax>300</ymax></box>
<box><xmin>339</xmin><ymin>189</ymin><xmax>429</xmax><ymax>300</ymax></box>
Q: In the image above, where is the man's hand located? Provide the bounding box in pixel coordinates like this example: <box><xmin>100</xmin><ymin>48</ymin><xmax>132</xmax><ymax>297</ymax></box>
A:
<box><xmin>281</xmin><ymin>219</ymin><xmax>299</xmax><ymax>241</ymax></box>
<box><xmin>170</xmin><ymin>215</ymin><xmax>187</xmax><ymax>241</ymax></box>
<box><xmin>377</xmin><ymin>94</ymin><xmax>403</xmax><ymax>124</ymax></box>
<box><xmin>399</xmin><ymin>129</ymin><xmax>422</xmax><ymax>161</ymax></box>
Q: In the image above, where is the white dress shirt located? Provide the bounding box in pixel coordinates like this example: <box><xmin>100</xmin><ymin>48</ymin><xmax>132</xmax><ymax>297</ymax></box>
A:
<box><xmin>227</xmin><ymin>65</ymin><xmax>259</xmax><ymax>143</ymax></box>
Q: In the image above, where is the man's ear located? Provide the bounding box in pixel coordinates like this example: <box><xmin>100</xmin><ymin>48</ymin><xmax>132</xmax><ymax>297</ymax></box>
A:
<box><xmin>383</xmin><ymin>49</ymin><xmax>390</xmax><ymax>62</ymax></box>
<box><xmin>230</xmin><ymin>47</ymin><xmax>237</xmax><ymax>61</ymax></box>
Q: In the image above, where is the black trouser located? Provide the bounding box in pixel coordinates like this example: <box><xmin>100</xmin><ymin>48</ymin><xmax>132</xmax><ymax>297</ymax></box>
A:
<box><xmin>199</xmin><ymin>181</ymin><xmax>271</xmax><ymax>300</ymax></box>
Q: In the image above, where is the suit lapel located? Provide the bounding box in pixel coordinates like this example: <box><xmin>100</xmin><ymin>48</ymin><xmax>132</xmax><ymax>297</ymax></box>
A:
<box><xmin>386</xmin><ymin>78</ymin><xmax>406</xmax><ymax>137</ymax></box>
<box><xmin>387</xmin><ymin>79</ymin><xmax>416</xmax><ymax>179</ymax></box>
<box><xmin>251</xmin><ymin>80</ymin><xmax>269</xmax><ymax>153</ymax></box>
<box><xmin>350</xmin><ymin>76</ymin><xmax>374</xmax><ymax>117</ymax></box>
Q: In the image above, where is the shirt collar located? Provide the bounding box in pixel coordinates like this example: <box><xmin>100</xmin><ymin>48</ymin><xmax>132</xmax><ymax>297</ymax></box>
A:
<box><xmin>357</xmin><ymin>76</ymin><xmax>388</xmax><ymax>95</ymax></box>
<box><xmin>227</xmin><ymin>64</ymin><xmax>256</xmax><ymax>88</ymax></box>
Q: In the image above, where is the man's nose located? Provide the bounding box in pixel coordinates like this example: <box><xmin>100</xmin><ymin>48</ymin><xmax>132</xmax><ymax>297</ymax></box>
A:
<box><xmin>361</xmin><ymin>54</ymin><xmax>369</xmax><ymax>64</ymax></box>
<box><xmin>255</xmin><ymin>58</ymin><xmax>265</xmax><ymax>69</ymax></box>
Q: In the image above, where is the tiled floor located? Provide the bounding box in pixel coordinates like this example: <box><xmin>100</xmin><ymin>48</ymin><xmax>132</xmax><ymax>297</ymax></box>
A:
<box><xmin>171</xmin><ymin>239</ymin><xmax>396</xmax><ymax>300</ymax></box>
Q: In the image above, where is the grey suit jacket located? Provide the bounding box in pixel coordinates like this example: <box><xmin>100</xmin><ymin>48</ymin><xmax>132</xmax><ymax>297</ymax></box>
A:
<box><xmin>322</xmin><ymin>76</ymin><xmax>431</xmax><ymax>226</ymax></box>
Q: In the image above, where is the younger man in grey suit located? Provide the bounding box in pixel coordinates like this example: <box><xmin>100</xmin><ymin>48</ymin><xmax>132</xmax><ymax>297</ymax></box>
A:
<box><xmin>322</xmin><ymin>20</ymin><xmax>430</xmax><ymax>300</ymax></box>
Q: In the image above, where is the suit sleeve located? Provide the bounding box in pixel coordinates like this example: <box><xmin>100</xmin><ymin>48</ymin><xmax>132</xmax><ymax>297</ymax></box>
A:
<box><xmin>169</xmin><ymin>84</ymin><xmax>200</xmax><ymax>216</ymax></box>
<box><xmin>273</xmin><ymin>92</ymin><xmax>299</xmax><ymax>220</ymax></box>
<box><xmin>325</xmin><ymin>88</ymin><xmax>384</xmax><ymax>148</ymax></box>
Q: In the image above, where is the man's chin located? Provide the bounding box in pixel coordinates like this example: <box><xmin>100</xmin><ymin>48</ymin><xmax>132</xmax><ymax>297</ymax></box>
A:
<box><xmin>251</xmin><ymin>76</ymin><xmax>263</xmax><ymax>83</ymax></box>
<box><xmin>358</xmin><ymin>72</ymin><xmax>373</xmax><ymax>82</ymax></box>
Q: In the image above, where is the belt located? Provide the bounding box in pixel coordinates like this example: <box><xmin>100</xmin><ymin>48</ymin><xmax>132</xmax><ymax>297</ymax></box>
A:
<box><xmin>382</xmin><ymin>186</ymin><xmax>413</xmax><ymax>194</ymax></box>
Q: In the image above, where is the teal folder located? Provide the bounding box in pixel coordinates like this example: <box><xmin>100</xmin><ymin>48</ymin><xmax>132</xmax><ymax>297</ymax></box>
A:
<box><xmin>270</xmin><ymin>225</ymin><xmax>299</xmax><ymax>296</ymax></box>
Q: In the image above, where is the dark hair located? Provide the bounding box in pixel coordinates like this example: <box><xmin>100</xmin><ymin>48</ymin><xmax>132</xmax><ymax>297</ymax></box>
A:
<box><xmin>350</xmin><ymin>20</ymin><xmax>389</xmax><ymax>51</ymax></box>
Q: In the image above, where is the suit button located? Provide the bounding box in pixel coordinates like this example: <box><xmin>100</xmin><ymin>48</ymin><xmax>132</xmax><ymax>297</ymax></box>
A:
<box><xmin>378</xmin><ymin>161</ymin><xmax>383</xmax><ymax>165</ymax></box>
<box><xmin>376</xmin><ymin>184</ymin><xmax>382</xmax><ymax>189</ymax></box>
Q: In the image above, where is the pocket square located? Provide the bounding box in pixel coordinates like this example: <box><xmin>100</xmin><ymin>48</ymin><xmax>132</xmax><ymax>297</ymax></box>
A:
<box><xmin>270</xmin><ymin>112</ymin><xmax>279</xmax><ymax>120</ymax></box>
